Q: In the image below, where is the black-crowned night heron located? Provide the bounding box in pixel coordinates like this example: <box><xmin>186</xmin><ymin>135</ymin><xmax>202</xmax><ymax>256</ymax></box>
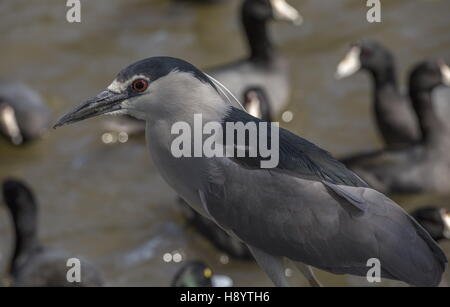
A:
<box><xmin>207</xmin><ymin>0</ymin><xmax>302</xmax><ymax>116</ymax></box>
<box><xmin>342</xmin><ymin>60</ymin><xmax>450</xmax><ymax>194</ymax></box>
<box><xmin>54</xmin><ymin>56</ymin><xmax>447</xmax><ymax>287</ymax></box>
<box><xmin>1</xmin><ymin>179</ymin><xmax>104</xmax><ymax>287</ymax></box>
<box><xmin>0</xmin><ymin>82</ymin><xmax>50</xmax><ymax>145</ymax></box>
<box><xmin>336</xmin><ymin>40</ymin><xmax>421</xmax><ymax>149</ymax></box>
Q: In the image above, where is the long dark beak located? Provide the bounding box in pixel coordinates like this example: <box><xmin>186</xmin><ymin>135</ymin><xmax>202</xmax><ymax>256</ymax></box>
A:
<box><xmin>53</xmin><ymin>90</ymin><xmax>127</xmax><ymax>128</ymax></box>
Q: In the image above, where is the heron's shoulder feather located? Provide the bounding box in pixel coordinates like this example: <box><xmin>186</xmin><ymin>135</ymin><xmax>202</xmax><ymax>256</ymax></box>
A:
<box><xmin>222</xmin><ymin>107</ymin><xmax>368</xmax><ymax>188</ymax></box>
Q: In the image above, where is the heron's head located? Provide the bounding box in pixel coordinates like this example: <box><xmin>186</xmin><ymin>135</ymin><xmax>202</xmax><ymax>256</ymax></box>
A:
<box><xmin>243</xmin><ymin>0</ymin><xmax>302</xmax><ymax>25</ymax></box>
<box><xmin>335</xmin><ymin>39</ymin><xmax>394</xmax><ymax>79</ymax></box>
<box><xmin>54</xmin><ymin>57</ymin><xmax>229</xmax><ymax>128</ymax></box>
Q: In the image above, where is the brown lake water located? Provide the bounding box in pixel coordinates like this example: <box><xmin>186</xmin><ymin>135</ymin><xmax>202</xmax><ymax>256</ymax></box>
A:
<box><xmin>0</xmin><ymin>0</ymin><xmax>449</xmax><ymax>286</ymax></box>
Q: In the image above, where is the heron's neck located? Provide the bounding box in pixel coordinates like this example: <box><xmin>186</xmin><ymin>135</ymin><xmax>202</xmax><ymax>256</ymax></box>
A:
<box><xmin>242</xmin><ymin>12</ymin><xmax>274</xmax><ymax>64</ymax></box>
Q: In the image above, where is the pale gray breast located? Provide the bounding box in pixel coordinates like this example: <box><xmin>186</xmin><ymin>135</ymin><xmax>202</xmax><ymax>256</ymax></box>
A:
<box><xmin>145</xmin><ymin>120</ymin><xmax>213</xmax><ymax>217</ymax></box>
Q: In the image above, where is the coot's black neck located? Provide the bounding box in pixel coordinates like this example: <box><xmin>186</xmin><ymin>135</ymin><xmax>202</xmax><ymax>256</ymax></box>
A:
<box><xmin>409</xmin><ymin>88</ymin><xmax>445</xmax><ymax>146</ymax></box>
<box><xmin>9</xmin><ymin>205</ymin><xmax>40</xmax><ymax>275</ymax></box>
<box><xmin>370</xmin><ymin>64</ymin><xmax>399</xmax><ymax>92</ymax></box>
<box><xmin>242</xmin><ymin>11</ymin><xmax>274</xmax><ymax>64</ymax></box>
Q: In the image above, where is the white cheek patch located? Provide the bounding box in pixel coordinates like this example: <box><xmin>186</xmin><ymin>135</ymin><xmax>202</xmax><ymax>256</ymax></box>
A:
<box><xmin>270</xmin><ymin>0</ymin><xmax>302</xmax><ymax>25</ymax></box>
<box><xmin>335</xmin><ymin>46</ymin><xmax>362</xmax><ymax>79</ymax></box>
<box><xmin>107</xmin><ymin>79</ymin><xmax>126</xmax><ymax>93</ymax></box>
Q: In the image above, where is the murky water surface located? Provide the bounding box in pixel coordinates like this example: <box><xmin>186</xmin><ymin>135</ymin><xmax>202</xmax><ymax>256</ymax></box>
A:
<box><xmin>0</xmin><ymin>0</ymin><xmax>449</xmax><ymax>286</ymax></box>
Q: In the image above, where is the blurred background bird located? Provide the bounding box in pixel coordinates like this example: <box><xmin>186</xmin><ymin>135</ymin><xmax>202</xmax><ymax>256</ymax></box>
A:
<box><xmin>411</xmin><ymin>207</ymin><xmax>450</xmax><ymax>243</ymax></box>
<box><xmin>1</xmin><ymin>179</ymin><xmax>104</xmax><ymax>287</ymax></box>
<box><xmin>103</xmin><ymin>0</ymin><xmax>296</xmax><ymax>139</ymax></box>
<box><xmin>342</xmin><ymin>60</ymin><xmax>450</xmax><ymax>194</ymax></box>
<box><xmin>0</xmin><ymin>82</ymin><xmax>50</xmax><ymax>146</ymax></box>
<box><xmin>207</xmin><ymin>0</ymin><xmax>302</xmax><ymax>116</ymax></box>
<box><xmin>335</xmin><ymin>40</ymin><xmax>420</xmax><ymax>149</ymax></box>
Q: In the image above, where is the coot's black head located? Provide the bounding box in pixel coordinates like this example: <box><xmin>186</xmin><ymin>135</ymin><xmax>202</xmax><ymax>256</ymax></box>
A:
<box><xmin>411</xmin><ymin>207</ymin><xmax>450</xmax><ymax>242</ymax></box>
<box><xmin>172</xmin><ymin>261</ymin><xmax>214</xmax><ymax>287</ymax></box>
<box><xmin>356</xmin><ymin>40</ymin><xmax>394</xmax><ymax>72</ymax></box>
<box><xmin>409</xmin><ymin>59</ymin><xmax>450</xmax><ymax>93</ymax></box>
<box><xmin>243</xmin><ymin>86</ymin><xmax>272</xmax><ymax>121</ymax></box>
<box><xmin>243</xmin><ymin>0</ymin><xmax>275</xmax><ymax>22</ymax></box>
<box><xmin>336</xmin><ymin>39</ymin><xmax>395</xmax><ymax>79</ymax></box>
<box><xmin>2</xmin><ymin>179</ymin><xmax>37</xmax><ymax>216</ymax></box>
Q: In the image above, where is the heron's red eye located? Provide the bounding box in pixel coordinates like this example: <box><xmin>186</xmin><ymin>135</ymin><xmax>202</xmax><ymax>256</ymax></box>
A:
<box><xmin>131</xmin><ymin>79</ymin><xmax>148</xmax><ymax>92</ymax></box>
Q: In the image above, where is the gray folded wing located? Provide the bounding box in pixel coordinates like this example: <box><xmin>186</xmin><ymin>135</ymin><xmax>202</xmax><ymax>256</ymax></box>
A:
<box><xmin>223</xmin><ymin>107</ymin><xmax>368</xmax><ymax>187</ymax></box>
<box><xmin>202</xmin><ymin>158</ymin><xmax>447</xmax><ymax>286</ymax></box>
